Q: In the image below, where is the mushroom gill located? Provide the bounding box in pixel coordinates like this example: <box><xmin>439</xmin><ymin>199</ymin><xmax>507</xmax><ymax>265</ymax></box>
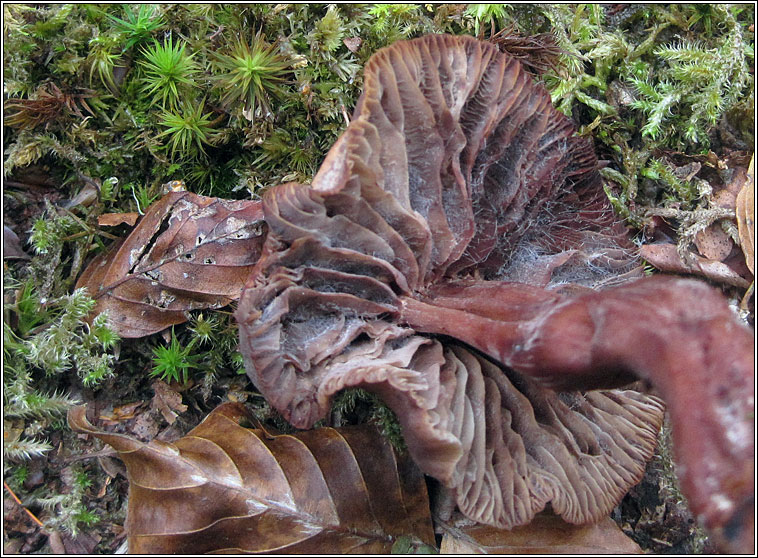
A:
<box><xmin>236</xmin><ymin>34</ymin><xmax>754</xmax><ymax>552</ymax></box>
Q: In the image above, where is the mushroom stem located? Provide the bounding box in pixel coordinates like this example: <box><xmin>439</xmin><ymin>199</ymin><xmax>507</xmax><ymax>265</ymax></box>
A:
<box><xmin>399</xmin><ymin>296</ymin><xmax>524</xmax><ymax>356</ymax></box>
<box><xmin>401</xmin><ymin>275</ymin><xmax>754</xmax><ymax>554</ymax></box>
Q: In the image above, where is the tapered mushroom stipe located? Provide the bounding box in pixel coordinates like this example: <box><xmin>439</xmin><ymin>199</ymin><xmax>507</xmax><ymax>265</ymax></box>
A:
<box><xmin>400</xmin><ymin>274</ymin><xmax>754</xmax><ymax>552</ymax></box>
<box><xmin>236</xmin><ymin>34</ymin><xmax>754</xmax><ymax>553</ymax></box>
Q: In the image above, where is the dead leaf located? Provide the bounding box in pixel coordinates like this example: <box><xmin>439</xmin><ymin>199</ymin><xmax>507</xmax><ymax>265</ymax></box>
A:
<box><xmin>694</xmin><ymin>223</ymin><xmax>734</xmax><ymax>261</ymax></box>
<box><xmin>736</xmin><ymin>154</ymin><xmax>755</xmax><ymax>274</ymax></box>
<box><xmin>47</xmin><ymin>531</ymin><xmax>66</xmax><ymax>554</ymax></box>
<box><xmin>60</xmin><ymin>530</ymin><xmax>101</xmax><ymax>554</ymax></box>
<box><xmin>97</xmin><ymin>455</ymin><xmax>126</xmax><ymax>479</ymax></box>
<box><xmin>76</xmin><ymin>191</ymin><xmax>267</xmax><ymax>338</ymax></box>
<box><xmin>96</xmin><ymin>475</ymin><xmax>112</xmax><ymax>498</ymax></box>
<box><xmin>3</xmin><ymin>225</ymin><xmax>30</xmax><ymax>260</ymax></box>
<box><xmin>98</xmin><ymin>212</ymin><xmax>140</xmax><ymax>227</ymax></box>
<box><xmin>440</xmin><ymin>513</ymin><xmax>642</xmax><ymax>554</ymax></box>
<box><xmin>68</xmin><ymin>402</ymin><xmax>435</xmax><ymax>554</ymax></box>
<box><xmin>3</xmin><ymin>486</ymin><xmax>42</xmax><ymax>535</ymax></box>
<box><xmin>130</xmin><ymin>410</ymin><xmax>160</xmax><ymax>441</ymax></box>
<box><xmin>344</xmin><ymin>37</ymin><xmax>362</xmax><ymax>53</ymax></box>
<box><xmin>150</xmin><ymin>380</ymin><xmax>187</xmax><ymax>425</ymax></box>
<box><xmin>713</xmin><ymin>157</ymin><xmax>750</xmax><ymax>209</ymax></box>
<box><xmin>98</xmin><ymin>401</ymin><xmax>143</xmax><ymax>424</ymax></box>
<box><xmin>640</xmin><ymin>243</ymin><xmax>751</xmax><ymax>288</ymax></box>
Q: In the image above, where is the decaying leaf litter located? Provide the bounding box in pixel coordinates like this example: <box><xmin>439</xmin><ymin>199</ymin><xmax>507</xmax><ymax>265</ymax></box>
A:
<box><xmin>4</xmin><ymin>3</ymin><xmax>756</xmax><ymax>556</ymax></box>
<box><xmin>69</xmin><ymin>403</ymin><xmax>437</xmax><ymax>554</ymax></box>
<box><xmin>75</xmin><ymin>191</ymin><xmax>266</xmax><ymax>337</ymax></box>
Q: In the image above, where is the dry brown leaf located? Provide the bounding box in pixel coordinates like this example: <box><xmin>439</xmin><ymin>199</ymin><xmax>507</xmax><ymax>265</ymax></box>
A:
<box><xmin>640</xmin><ymin>243</ymin><xmax>751</xmax><ymax>288</ymax></box>
<box><xmin>149</xmin><ymin>380</ymin><xmax>187</xmax><ymax>425</ymax></box>
<box><xmin>97</xmin><ymin>212</ymin><xmax>140</xmax><ymax>227</ymax></box>
<box><xmin>694</xmin><ymin>223</ymin><xmax>734</xmax><ymax>261</ymax></box>
<box><xmin>3</xmin><ymin>225</ymin><xmax>30</xmax><ymax>260</ymax></box>
<box><xmin>736</xmin><ymin>154</ymin><xmax>755</xmax><ymax>274</ymax></box>
<box><xmin>343</xmin><ymin>37</ymin><xmax>362</xmax><ymax>53</ymax></box>
<box><xmin>440</xmin><ymin>514</ymin><xmax>642</xmax><ymax>554</ymax></box>
<box><xmin>76</xmin><ymin>191</ymin><xmax>266</xmax><ymax>338</ymax></box>
<box><xmin>98</xmin><ymin>401</ymin><xmax>143</xmax><ymax>424</ymax></box>
<box><xmin>46</xmin><ymin>531</ymin><xmax>66</xmax><ymax>554</ymax></box>
<box><xmin>96</xmin><ymin>475</ymin><xmax>112</xmax><ymax>498</ymax></box>
<box><xmin>130</xmin><ymin>410</ymin><xmax>160</xmax><ymax>441</ymax></box>
<box><xmin>97</xmin><ymin>455</ymin><xmax>126</xmax><ymax>480</ymax></box>
<box><xmin>68</xmin><ymin>402</ymin><xmax>435</xmax><ymax>554</ymax></box>
<box><xmin>59</xmin><ymin>530</ymin><xmax>101</xmax><ymax>554</ymax></box>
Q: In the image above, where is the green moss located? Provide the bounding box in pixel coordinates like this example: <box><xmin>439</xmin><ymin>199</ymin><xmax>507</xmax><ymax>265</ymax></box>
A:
<box><xmin>106</xmin><ymin>4</ymin><xmax>166</xmax><ymax>53</ymax></box>
<box><xmin>331</xmin><ymin>388</ymin><xmax>407</xmax><ymax>452</ymax></box>
<box><xmin>151</xmin><ymin>329</ymin><xmax>201</xmax><ymax>384</ymax></box>
<box><xmin>138</xmin><ymin>36</ymin><xmax>199</xmax><ymax>110</ymax></box>
<box><xmin>149</xmin><ymin>313</ymin><xmax>245</xmax><ymax>399</ymax></box>
<box><xmin>211</xmin><ymin>32</ymin><xmax>290</xmax><ymax>120</ymax></box>
<box><xmin>156</xmin><ymin>100</ymin><xmax>217</xmax><ymax>159</ymax></box>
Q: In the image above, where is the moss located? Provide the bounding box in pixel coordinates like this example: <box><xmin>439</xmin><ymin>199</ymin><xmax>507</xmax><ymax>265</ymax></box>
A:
<box><xmin>11</xmin><ymin>4</ymin><xmax>747</xmax><ymax>207</ymax></box>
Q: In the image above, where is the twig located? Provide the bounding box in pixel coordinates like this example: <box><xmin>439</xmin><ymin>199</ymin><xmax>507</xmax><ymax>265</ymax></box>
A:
<box><xmin>4</xmin><ymin>481</ymin><xmax>45</xmax><ymax>529</ymax></box>
<box><xmin>61</xmin><ymin>229</ymin><xmax>119</xmax><ymax>242</ymax></box>
<box><xmin>63</xmin><ymin>448</ymin><xmax>118</xmax><ymax>463</ymax></box>
<box><xmin>57</xmin><ymin>205</ymin><xmax>119</xmax><ymax>241</ymax></box>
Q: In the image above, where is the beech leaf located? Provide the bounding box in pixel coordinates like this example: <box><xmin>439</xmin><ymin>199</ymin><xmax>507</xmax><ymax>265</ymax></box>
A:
<box><xmin>68</xmin><ymin>403</ymin><xmax>435</xmax><ymax>554</ymax></box>
<box><xmin>439</xmin><ymin>513</ymin><xmax>643</xmax><ymax>554</ymax></box>
<box><xmin>76</xmin><ymin>191</ymin><xmax>266</xmax><ymax>337</ymax></box>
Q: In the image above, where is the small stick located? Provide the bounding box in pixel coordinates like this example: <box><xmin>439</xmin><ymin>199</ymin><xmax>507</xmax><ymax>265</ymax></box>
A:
<box><xmin>61</xmin><ymin>229</ymin><xmax>119</xmax><ymax>242</ymax></box>
<box><xmin>4</xmin><ymin>481</ymin><xmax>45</xmax><ymax>528</ymax></box>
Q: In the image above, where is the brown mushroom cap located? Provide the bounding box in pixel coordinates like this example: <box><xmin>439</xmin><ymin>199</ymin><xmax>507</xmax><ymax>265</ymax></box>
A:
<box><xmin>236</xmin><ymin>34</ymin><xmax>753</xmax><ymax>549</ymax></box>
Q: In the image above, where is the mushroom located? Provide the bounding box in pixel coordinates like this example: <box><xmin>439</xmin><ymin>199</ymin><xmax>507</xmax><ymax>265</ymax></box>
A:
<box><xmin>236</xmin><ymin>35</ymin><xmax>754</xmax><ymax>552</ymax></box>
